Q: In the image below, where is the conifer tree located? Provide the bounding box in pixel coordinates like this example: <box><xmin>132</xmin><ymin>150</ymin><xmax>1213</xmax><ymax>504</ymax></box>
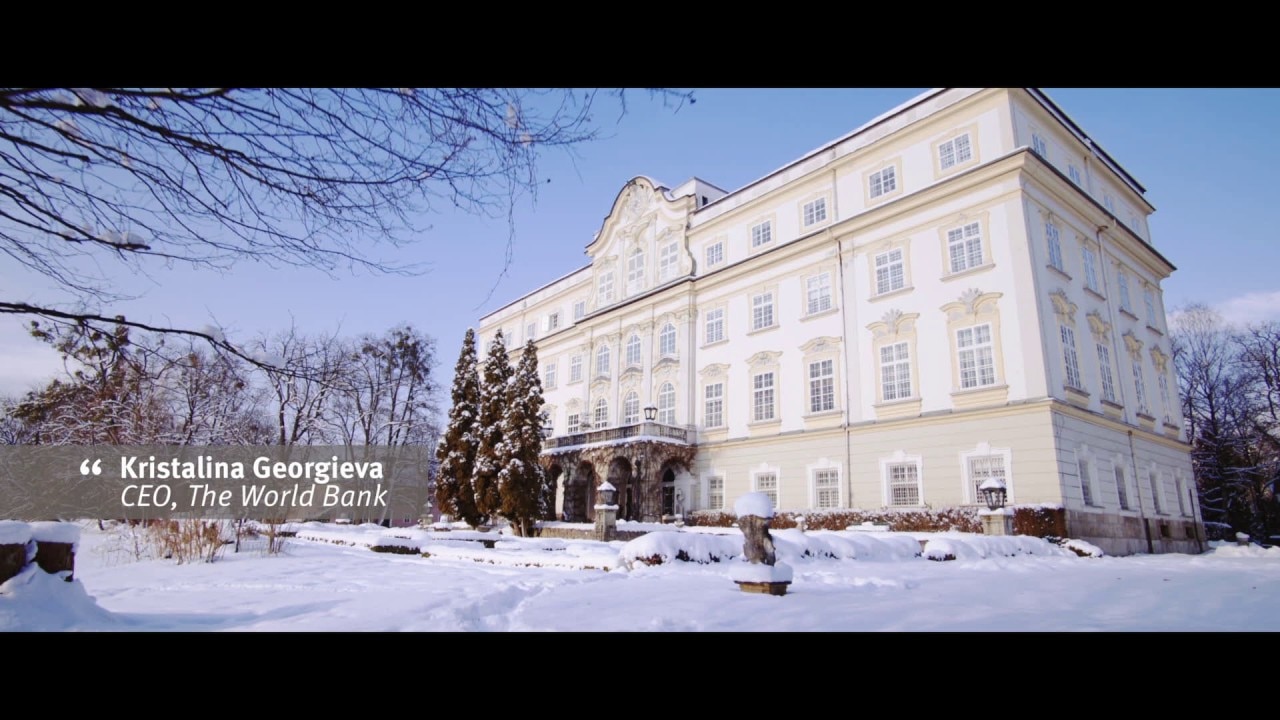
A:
<box><xmin>434</xmin><ymin>328</ymin><xmax>484</xmax><ymax>528</ymax></box>
<box><xmin>472</xmin><ymin>330</ymin><xmax>513</xmax><ymax>522</ymax></box>
<box><xmin>497</xmin><ymin>340</ymin><xmax>548</xmax><ymax>536</ymax></box>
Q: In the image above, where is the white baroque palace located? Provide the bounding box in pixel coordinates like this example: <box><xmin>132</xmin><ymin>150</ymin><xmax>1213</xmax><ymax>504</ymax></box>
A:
<box><xmin>477</xmin><ymin>88</ymin><xmax>1201</xmax><ymax>555</ymax></box>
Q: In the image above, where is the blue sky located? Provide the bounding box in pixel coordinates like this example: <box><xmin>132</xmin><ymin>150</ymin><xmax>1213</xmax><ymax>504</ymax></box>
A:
<box><xmin>3</xmin><ymin>88</ymin><xmax>1279</xmax><ymax>396</ymax></box>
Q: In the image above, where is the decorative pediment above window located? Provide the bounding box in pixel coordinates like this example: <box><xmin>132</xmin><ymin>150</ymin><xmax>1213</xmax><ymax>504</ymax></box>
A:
<box><xmin>941</xmin><ymin>289</ymin><xmax>1002</xmax><ymax>321</ymax></box>
<box><xmin>866</xmin><ymin>309</ymin><xmax>919</xmax><ymax>340</ymax></box>
<box><xmin>590</xmin><ymin>378</ymin><xmax>611</xmax><ymax>395</ymax></box>
<box><xmin>565</xmin><ymin>398</ymin><xmax>581</xmax><ymax>413</ymax></box>
<box><xmin>653</xmin><ymin>356</ymin><xmax>679</xmax><ymax>372</ymax></box>
<box><xmin>1122</xmin><ymin>331</ymin><xmax>1144</xmax><ymax>360</ymax></box>
<box><xmin>799</xmin><ymin>336</ymin><xmax>843</xmax><ymax>354</ymax></box>
<box><xmin>1149</xmin><ymin>346</ymin><xmax>1169</xmax><ymax>373</ymax></box>
<box><xmin>1049</xmin><ymin>290</ymin><xmax>1078</xmax><ymax>325</ymax></box>
<box><xmin>699</xmin><ymin>363</ymin><xmax>730</xmax><ymax>379</ymax></box>
<box><xmin>620</xmin><ymin>365</ymin><xmax>642</xmax><ymax>381</ymax></box>
<box><xmin>1086</xmin><ymin>311</ymin><xmax>1111</xmax><ymax>341</ymax></box>
<box><xmin>747</xmin><ymin>350</ymin><xmax>782</xmax><ymax>368</ymax></box>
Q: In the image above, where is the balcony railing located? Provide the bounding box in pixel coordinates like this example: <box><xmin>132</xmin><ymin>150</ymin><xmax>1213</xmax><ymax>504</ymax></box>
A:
<box><xmin>543</xmin><ymin>421</ymin><xmax>690</xmax><ymax>451</ymax></box>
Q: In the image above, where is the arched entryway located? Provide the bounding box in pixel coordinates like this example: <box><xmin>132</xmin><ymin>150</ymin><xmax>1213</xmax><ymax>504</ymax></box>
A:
<box><xmin>545</xmin><ymin>463</ymin><xmax>565</xmax><ymax>521</ymax></box>
<box><xmin>607</xmin><ymin>456</ymin><xmax>638</xmax><ymax>521</ymax></box>
<box><xmin>574</xmin><ymin>461</ymin><xmax>597</xmax><ymax>523</ymax></box>
<box><xmin>657</xmin><ymin>459</ymin><xmax>693</xmax><ymax>519</ymax></box>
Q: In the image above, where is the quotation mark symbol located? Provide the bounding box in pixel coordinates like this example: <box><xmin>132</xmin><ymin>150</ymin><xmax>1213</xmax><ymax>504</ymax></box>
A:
<box><xmin>79</xmin><ymin>459</ymin><xmax>103</xmax><ymax>476</ymax></box>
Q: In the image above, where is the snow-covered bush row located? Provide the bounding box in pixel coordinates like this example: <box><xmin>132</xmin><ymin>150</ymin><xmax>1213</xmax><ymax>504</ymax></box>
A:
<box><xmin>620</xmin><ymin>531</ymin><xmax>742</xmax><ymax>567</ymax></box>
<box><xmin>621</xmin><ymin>528</ymin><xmax>925</xmax><ymax>567</ymax></box>
<box><xmin>921</xmin><ymin>534</ymin><xmax>1074</xmax><ymax>561</ymax></box>
<box><xmin>771</xmin><ymin>529</ymin><xmax>922</xmax><ymax>563</ymax></box>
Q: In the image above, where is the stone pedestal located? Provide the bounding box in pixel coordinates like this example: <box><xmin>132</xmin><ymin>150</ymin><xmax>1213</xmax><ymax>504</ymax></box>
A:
<box><xmin>594</xmin><ymin>504</ymin><xmax>618</xmax><ymax>542</ymax></box>
<box><xmin>594</xmin><ymin>481</ymin><xmax>619</xmax><ymax>541</ymax></box>
<box><xmin>980</xmin><ymin>508</ymin><xmax>1015</xmax><ymax>536</ymax></box>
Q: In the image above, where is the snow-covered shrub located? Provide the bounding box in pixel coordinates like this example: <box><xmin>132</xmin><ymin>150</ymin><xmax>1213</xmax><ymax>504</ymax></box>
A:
<box><xmin>1059</xmin><ymin>538</ymin><xmax>1104</xmax><ymax>558</ymax></box>
<box><xmin>687</xmin><ymin>507</ymin><xmax>982</xmax><ymax>533</ymax></box>
<box><xmin>370</xmin><ymin>536</ymin><xmax>423</xmax><ymax>555</ymax></box>
<box><xmin>619</xmin><ymin>531</ymin><xmax>741</xmax><ymax>567</ymax></box>
<box><xmin>922</xmin><ymin>535</ymin><xmax>1074</xmax><ymax>561</ymax></box>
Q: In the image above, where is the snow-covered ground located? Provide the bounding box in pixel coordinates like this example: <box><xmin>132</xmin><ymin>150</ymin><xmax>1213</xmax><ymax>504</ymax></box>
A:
<box><xmin>4</xmin><ymin>522</ymin><xmax>1279</xmax><ymax>631</ymax></box>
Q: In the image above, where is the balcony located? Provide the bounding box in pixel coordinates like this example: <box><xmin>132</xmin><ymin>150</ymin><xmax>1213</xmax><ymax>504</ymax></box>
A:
<box><xmin>543</xmin><ymin>421</ymin><xmax>691</xmax><ymax>452</ymax></box>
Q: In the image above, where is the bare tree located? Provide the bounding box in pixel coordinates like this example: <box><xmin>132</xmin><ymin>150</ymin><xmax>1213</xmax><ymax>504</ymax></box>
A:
<box><xmin>248</xmin><ymin>326</ymin><xmax>352</xmax><ymax>446</ymax></box>
<box><xmin>0</xmin><ymin>88</ymin><xmax>694</xmax><ymax>367</ymax></box>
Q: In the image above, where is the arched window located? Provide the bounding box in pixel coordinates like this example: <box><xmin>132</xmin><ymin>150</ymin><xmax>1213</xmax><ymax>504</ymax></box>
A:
<box><xmin>595</xmin><ymin>344</ymin><xmax>610</xmax><ymax>377</ymax></box>
<box><xmin>659</xmin><ymin>323</ymin><xmax>676</xmax><ymax>357</ymax></box>
<box><xmin>658</xmin><ymin>382</ymin><xmax>676</xmax><ymax>425</ymax></box>
<box><xmin>623</xmin><ymin>392</ymin><xmax>640</xmax><ymax>425</ymax></box>
<box><xmin>593</xmin><ymin>398</ymin><xmax>609</xmax><ymax>429</ymax></box>
<box><xmin>626</xmin><ymin>333</ymin><xmax>641</xmax><ymax>368</ymax></box>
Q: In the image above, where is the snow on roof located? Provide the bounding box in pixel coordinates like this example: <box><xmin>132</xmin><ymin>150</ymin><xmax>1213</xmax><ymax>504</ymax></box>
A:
<box><xmin>598</xmin><ymin>480</ymin><xmax>616</xmax><ymax>492</ymax></box>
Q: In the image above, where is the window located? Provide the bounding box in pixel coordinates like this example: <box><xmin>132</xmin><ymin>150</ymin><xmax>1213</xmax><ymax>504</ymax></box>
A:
<box><xmin>704</xmin><ymin>382</ymin><xmax>724</xmax><ymax>428</ymax></box>
<box><xmin>1176</xmin><ymin>474</ymin><xmax>1188</xmax><ymax>516</ymax></box>
<box><xmin>1097</xmin><ymin>343</ymin><xmax>1116</xmax><ymax>403</ymax></box>
<box><xmin>751</xmin><ymin>291</ymin><xmax>774</xmax><ymax>331</ymax></box>
<box><xmin>598</xmin><ymin>273</ymin><xmax>614</xmax><ymax>305</ymax></box>
<box><xmin>803</xmin><ymin>197</ymin><xmax>827</xmax><ymax>226</ymax></box>
<box><xmin>1061</xmin><ymin>325</ymin><xmax>1082</xmax><ymax>390</ymax></box>
<box><xmin>1158</xmin><ymin>373</ymin><xmax>1173</xmax><ymax>424</ymax></box>
<box><xmin>1148</xmin><ymin>469</ymin><xmax>1163</xmax><ymax>514</ymax></box>
<box><xmin>526</xmin><ymin>322</ymin><xmax>537</xmax><ymax>341</ymax></box>
<box><xmin>705</xmin><ymin>241</ymin><xmax>724</xmax><ymax>268</ymax></box>
<box><xmin>938</xmin><ymin>133</ymin><xmax>972</xmax><ymax>170</ymax></box>
<box><xmin>593</xmin><ymin>398</ymin><xmax>609</xmax><ymax>430</ymax></box>
<box><xmin>1117</xmin><ymin>271</ymin><xmax>1132</xmax><ymax>312</ymax></box>
<box><xmin>704</xmin><ymin>308</ymin><xmax>724</xmax><ymax>344</ymax></box>
<box><xmin>1046</xmin><ymin>222</ymin><xmax>1064</xmax><ymax>272</ymax></box>
<box><xmin>751</xmin><ymin>220</ymin><xmax>772</xmax><ymax>249</ymax></box>
<box><xmin>869</xmin><ymin>166</ymin><xmax>896</xmax><ymax>199</ymax></box>
<box><xmin>814</xmin><ymin>469</ymin><xmax>840</xmax><ymax>509</ymax></box>
<box><xmin>567</xmin><ymin>413</ymin><xmax>581</xmax><ymax>434</ymax></box>
<box><xmin>752</xmin><ymin>372</ymin><xmax>776</xmax><ymax>422</ymax></box>
<box><xmin>626</xmin><ymin>247</ymin><xmax>645</xmax><ymax>294</ymax></box>
<box><xmin>1144</xmin><ymin>287</ymin><xmax>1157</xmax><ymax>325</ymax></box>
<box><xmin>547</xmin><ymin>312</ymin><xmax>560</xmax><ymax>333</ymax></box>
<box><xmin>755</xmin><ymin>472</ymin><xmax>778</xmax><ymax>509</ymax></box>
<box><xmin>946</xmin><ymin>221</ymin><xmax>984</xmax><ymax>273</ymax></box>
<box><xmin>808</xmin><ymin>359</ymin><xmax>835</xmax><ymax>413</ymax></box>
<box><xmin>969</xmin><ymin>455</ymin><xmax>1006</xmax><ymax>506</ymax></box>
<box><xmin>807</xmin><ymin>272</ymin><xmax>833</xmax><ymax>314</ymax></box>
<box><xmin>544</xmin><ymin>363</ymin><xmax>557</xmax><ymax>390</ymax></box>
<box><xmin>1083</xmin><ymin>246</ymin><xmax>1099</xmax><ymax>292</ymax></box>
<box><xmin>623</xmin><ymin>392</ymin><xmax>640</xmax><ymax>425</ymax></box>
<box><xmin>1031</xmin><ymin>132</ymin><xmax>1048</xmax><ymax>157</ymax></box>
<box><xmin>875</xmin><ymin>249</ymin><xmax>905</xmax><ymax>294</ymax></box>
<box><xmin>1078</xmin><ymin>453</ymin><xmax>1095</xmax><ymax>506</ymax></box>
<box><xmin>1068</xmin><ymin>164</ymin><xmax>1082</xmax><ymax>185</ymax></box>
<box><xmin>888</xmin><ymin>463</ymin><xmax>921</xmax><ymax>506</ymax></box>
<box><xmin>957</xmin><ymin>324</ymin><xmax>996</xmax><ymax>389</ymax></box>
<box><xmin>1115</xmin><ymin>464</ymin><xmax>1130</xmax><ymax>510</ymax></box>
<box><xmin>659</xmin><ymin>323</ymin><xmax>676</xmax><ymax>357</ymax></box>
<box><xmin>625</xmin><ymin>334</ymin><xmax>641</xmax><ymax>368</ymax></box>
<box><xmin>880</xmin><ymin>341</ymin><xmax>912</xmax><ymax>401</ymax></box>
<box><xmin>573</xmin><ymin>301</ymin><xmax>586</xmax><ymax>321</ymax></box>
<box><xmin>707</xmin><ymin>476</ymin><xmax>724</xmax><ymax>511</ymax></box>
<box><xmin>659</xmin><ymin>241</ymin><xmax>679</xmax><ymax>282</ymax></box>
<box><xmin>595</xmin><ymin>344</ymin><xmax>610</xmax><ymax>377</ymax></box>
<box><xmin>658</xmin><ymin>382</ymin><xmax>675</xmax><ymax>425</ymax></box>
<box><xmin>1133</xmin><ymin>360</ymin><xmax>1149</xmax><ymax>414</ymax></box>
<box><xmin>569</xmin><ymin>354</ymin><xmax>583</xmax><ymax>383</ymax></box>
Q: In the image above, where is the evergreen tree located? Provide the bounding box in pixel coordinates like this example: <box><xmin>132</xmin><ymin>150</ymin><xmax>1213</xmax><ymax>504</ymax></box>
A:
<box><xmin>497</xmin><ymin>340</ymin><xmax>548</xmax><ymax>536</ymax></box>
<box><xmin>472</xmin><ymin>330</ymin><xmax>513</xmax><ymax>522</ymax></box>
<box><xmin>434</xmin><ymin>329</ymin><xmax>484</xmax><ymax>527</ymax></box>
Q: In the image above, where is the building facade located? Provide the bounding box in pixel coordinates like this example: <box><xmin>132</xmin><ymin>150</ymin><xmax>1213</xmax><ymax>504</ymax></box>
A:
<box><xmin>477</xmin><ymin>88</ymin><xmax>1202</xmax><ymax>555</ymax></box>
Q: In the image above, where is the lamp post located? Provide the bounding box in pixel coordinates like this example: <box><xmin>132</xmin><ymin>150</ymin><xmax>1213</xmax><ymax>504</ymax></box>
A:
<box><xmin>643</xmin><ymin>405</ymin><xmax>657</xmax><ymax>423</ymax></box>
<box><xmin>978</xmin><ymin>477</ymin><xmax>1012</xmax><ymax>536</ymax></box>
